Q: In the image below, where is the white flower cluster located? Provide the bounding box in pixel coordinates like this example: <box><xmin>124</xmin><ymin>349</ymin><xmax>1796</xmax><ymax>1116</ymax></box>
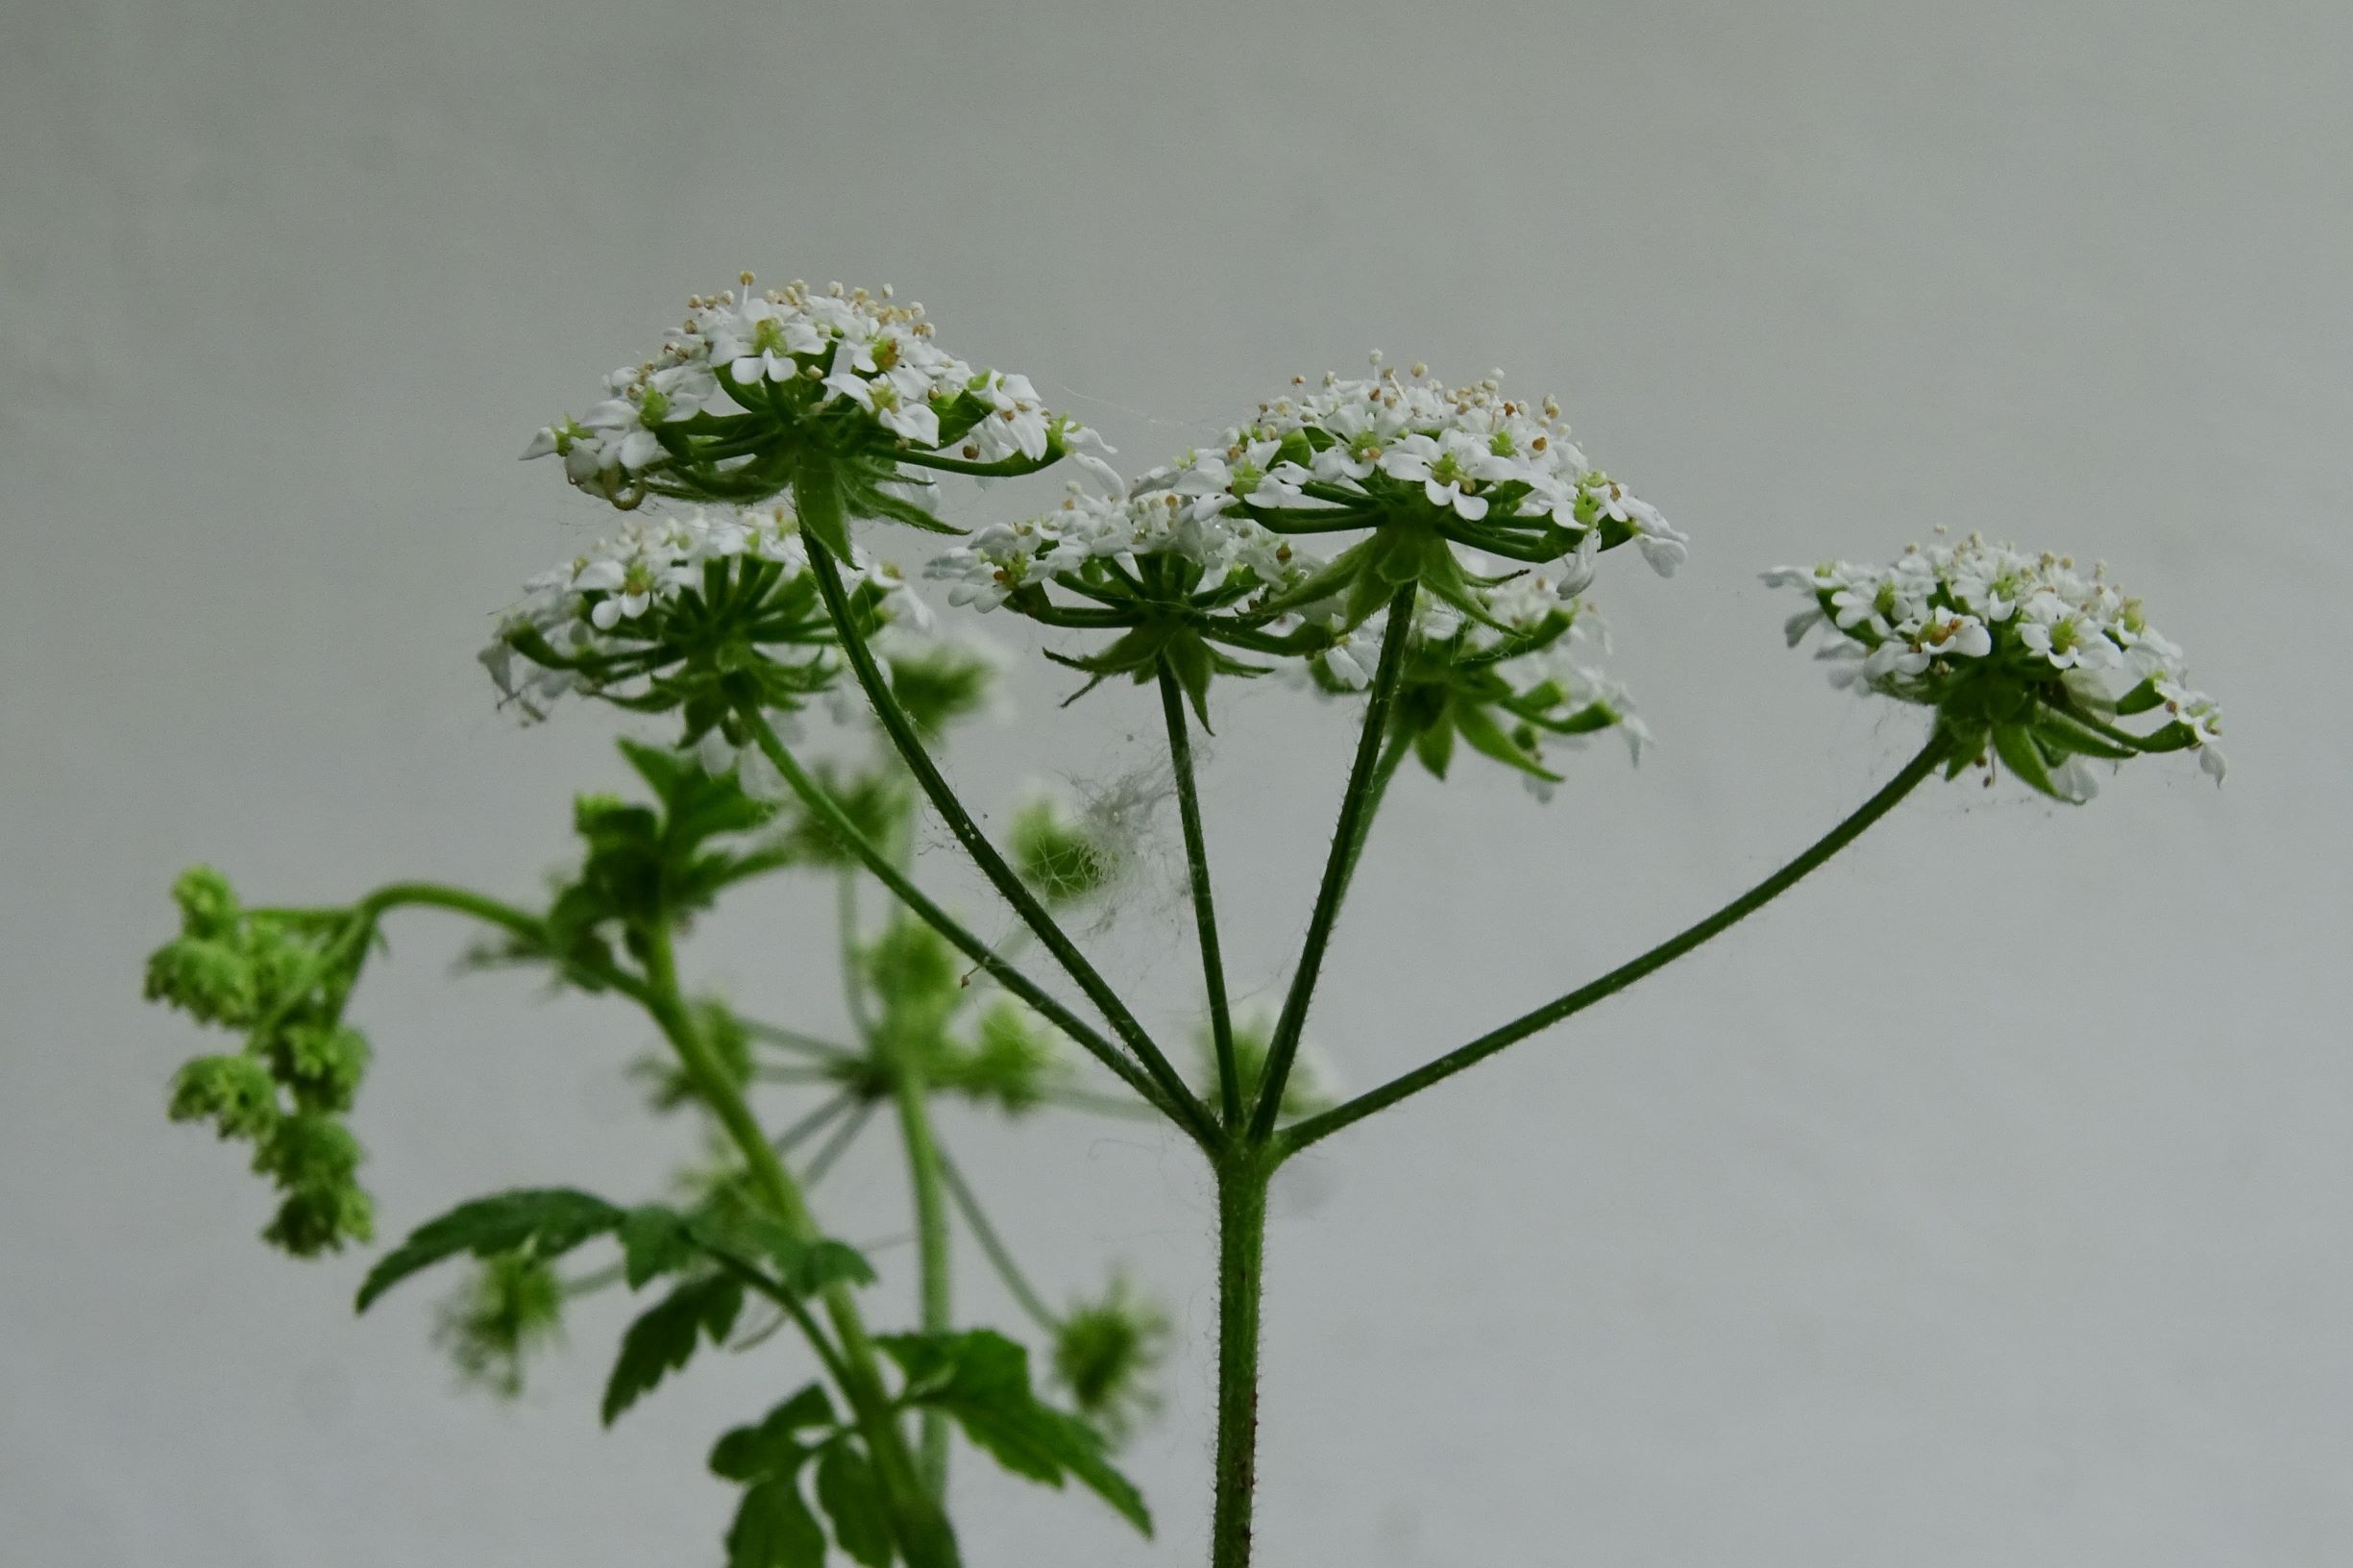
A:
<box><xmin>479</xmin><ymin>502</ymin><xmax>928</xmax><ymax>721</ymax></box>
<box><xmin>521</xmin><ymin>276</ymin><xmax>1119</xmax><ymax>497</ymax></box>
<box><xmin>1767</xmin><ymin>533</ymin><xmax>2225</xmax><ymax>783</ymax></box>
<box><xmin>922</xmin><ymin>483</ymin><xmax>1332</xmax><ymax>612</ymax></box>
<box><xmin>1136</xmin><ymin>359</ymin><xmax>1688</xmax><ymax>577</ymax></box>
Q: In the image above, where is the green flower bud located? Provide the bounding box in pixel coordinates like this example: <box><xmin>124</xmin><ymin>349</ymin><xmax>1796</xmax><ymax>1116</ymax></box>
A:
<box><xmin>776</xmin><ymin>766</ymin><xmax>913</xmax><ymax>867</ymax></box>
<box><xmin>268</xmin><ymin>1022</ymin><xmax>371</xmax><ymax>1114</ymax></box>
<box><xmin>262</xmin><ymin>1180</ymin><xmax>375</xmax><ymax>1258</ymax></box>
<box><xmin>1053</xmin><ymin>1273</ymin><xmax>1170</xmax><ymax>1446</ymax></box>
<box><xmin>253</xmin><ymin>1112</ymin><xmax>364</xmax><ymax>1189</ymax></box>
<box><xmin>167</xmin><ymin>1054</ymin><xmax>281</xmax><ymax>1140</ymax></box>
<box><xmin>885</xmin><ymin>638</ymin><xmax>1001</xmax><ymax>737</ymax></box>
<box><xmin>1009</xmin><ymin>796</ymin><xmax>1113</xmax><ymax>909</ymax></box>
<box><xmin>436</xmin><ymin>1253</ymin><xmax>565</xmax><ymax>1398</ymax></box>
<box><xmin>170</xmin><ymin>866</ymin><xmax>242</xmax><ymax>939</ymax></box>
<box><xmin>144</xmin><ymin>938</ymin><xmax>257</xmax><ymax>1026</ymax></box>
<box><xmin>943</xmin><ymin>998</ymin><xmax>1065</xmax><ymax>1115</ymax></box>
<box><xmin>866</xmin><ymin>917</ymin><xmax>962</xmax><ymax>1024</ymax></box>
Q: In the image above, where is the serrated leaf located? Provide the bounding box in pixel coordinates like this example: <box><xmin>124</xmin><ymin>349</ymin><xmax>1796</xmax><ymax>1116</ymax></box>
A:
<box><xmin>710</xmin><ymin>1384</ymin><xmax>839</xmax><ymax>1481</ymax></box>
<box><xmin>727</xmin><ymin>1476</ymin><xmax>827</xmax><ymax>1568</ymax></box>
<box><xmin>816</xmin><ymin>1442</ymin><xmax>895</xmax><ymax>1567</ymax></box>
<box><xmin>880</xmin><ymin>1330</ymin><xmax>1151</xmax><ymax>1535</ymax></box>
<box><xmin>601</xmin><ymin>1273</ymin><xmax>744</xmax><ymax>1425</ymax></box>
<box><xmin>355</xmin><ymin>1188</ymin><xmax>622</xmax><ymax>1311</ymax></box>
<box><xmin>687</xmin><ymin>1210</ymin><xmax>876</xmax><ymax>1296</ymax></box>
<box><xmin>619</xmin><ymin>1205</ymin><xmax>697</xmax><ymax>1287</ymax></box>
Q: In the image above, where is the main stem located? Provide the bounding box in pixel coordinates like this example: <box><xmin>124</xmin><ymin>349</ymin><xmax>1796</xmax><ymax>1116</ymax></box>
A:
<box><xmin>1211</xmin><ymin>1148</ymin><xmax>1272</xmax><ymax>1568</ymax></box>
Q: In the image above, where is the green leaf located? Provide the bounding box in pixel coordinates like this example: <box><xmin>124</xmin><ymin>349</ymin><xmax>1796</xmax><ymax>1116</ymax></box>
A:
<box><xmin>816</xmin><ymin>1442</ymin><xmax>895</xmax><ymax>1567</ymax></box>
<box><xmin>601</xmin><ymin>1273</ymin><xmax>745</xmax><ymax>1425</ymax></box>
<box><xmin>727</xmin><ymin>1476</ymin><xmax>826</xmax><ymax>1568</ymax></box>
<box><xmin>688</xmin><ymin>1210</ymin><xmax>876</xmax><ymax>1297</ymax></box>
<box><xmin>355</xmin><ymin>1188</ymin><xmax>623</xmax><ymax>1311</ymax></box>
<box><xmin>619</xmin><ymin>1205</ymin><xmax>698</xmax><ymax>1287</ymax></box>
<box><xmin>880</xmin><ymin>1330</ymin><xmax>1151</xmax><ymax>1535</ymax></box>
<box><xmin>710</xmin><ymin>1384</ymin><xmax>839</xmax><ymax>1481</ymax></box>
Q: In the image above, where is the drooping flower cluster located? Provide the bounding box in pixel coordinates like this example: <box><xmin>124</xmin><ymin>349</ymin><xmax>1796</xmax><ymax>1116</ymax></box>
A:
<box><xmin>145</xmin><ymin>868</ymin><xmax>379</xmax><ymax>1257</ymax></box>
<box><xmin>521</xmin><ymin>277</ymin><xmax>1119</xmax><ymax>551</ymax></box>
<box><xmin>1768</xmin><ymin>533</ymin><xmax>2225</xmax><ymax>798</ymax></box>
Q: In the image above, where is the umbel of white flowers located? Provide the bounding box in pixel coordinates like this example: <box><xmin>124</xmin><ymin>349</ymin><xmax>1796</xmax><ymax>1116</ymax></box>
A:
<box><xmin>1769</xmin><ymin>531</ymin><xmax>2226</xmax><ymax>800</ymax></box>
<box><xmin>520</xmin><ymin>276</ymin><xmax>1121</xmax><ymax>554</ymax></box>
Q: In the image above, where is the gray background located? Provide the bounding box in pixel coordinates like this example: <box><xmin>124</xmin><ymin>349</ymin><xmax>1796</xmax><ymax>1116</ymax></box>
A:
<box><xmin>3</xmin><ymin>1</ymin><xmax>2345</xmax><ymax>1563</ymax></box>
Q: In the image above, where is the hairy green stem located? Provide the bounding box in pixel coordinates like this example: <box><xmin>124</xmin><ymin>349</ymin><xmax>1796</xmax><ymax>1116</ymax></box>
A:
<box><xmin>1211</xmin><ymin>1149</ymin><xmax>1272</xmax><ymax>1568</ymax></box>
<box><xmin>1276</xmin><ymin>734</ymin><xmax>1951</xmax><ymax>1159</ymax></box>
<box><xmin>638</xmin><ymin>920</ymin><xmax>957</xmax><ymax>1568</ymax></box>
<box><xmin>937</xmin><ymin>1149</ymin><xmax>1060</xmax><ymax>1335</ymax></box>
<box><xmin>353</xmin><ymin>882</ymin><xmax>655</xmax><ymax>1006</ymax></box>
<box><xmin>837</xmin><ymin>868</ymin><xmax>878</xmax><ymax>1037</ymax></box>
<box><xmin>772</xmin><ymin>1092</ymin><xmax>857</xmax><ymax>1156</ymax></box>
<box><xmin>1248</xmin><ymin>585</ymin><xmax>1418</xmax><ymax>1140</ymax></box>
<box><xmin>804</xmin><ymin>1102</ymin><xmax>876</xmax><ymax>1189</ymax></box>
<box><xmin>735</xmin><ymin>701</ymin><xmax>1174</xmax><ymax>1120</ymax></box>
<box><xmin>799</xmin><ymin>529</ymin><xmax>1220</xmax><ymax>1149</ymax></box>
<box><xmin>1336</xmin><ymin>728</ymin><xmax>1412</xmax><ymax>901</ymax></box>
<box><xmin>1158</xmin><ymin>658</ymin><xmax>1240</xmax><ymax>1127</ymax></box>
<box><xmin>890</xmin><ymin>1040</ymin><xmax>955</xmax><ymax>1497</ymax></box>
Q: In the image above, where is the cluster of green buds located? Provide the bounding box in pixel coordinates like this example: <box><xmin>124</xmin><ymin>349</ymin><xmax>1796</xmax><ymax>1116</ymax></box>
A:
<box><xmin>145</xmin><ymin>868</ymin><xmax>377</xmax><ymax>1256</ymax></box>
